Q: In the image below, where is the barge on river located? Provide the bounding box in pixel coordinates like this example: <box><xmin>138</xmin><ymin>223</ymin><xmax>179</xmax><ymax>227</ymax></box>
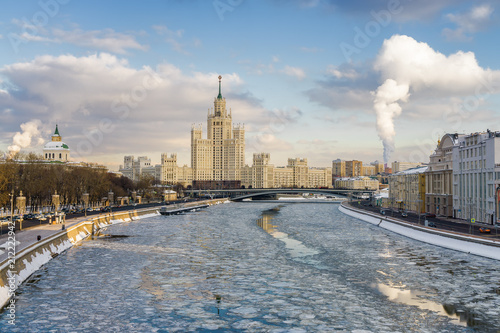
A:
<box><xmin>159</xmin><ymin>204</ymin><xmax>209</xmax><ymax>216</ymax></box>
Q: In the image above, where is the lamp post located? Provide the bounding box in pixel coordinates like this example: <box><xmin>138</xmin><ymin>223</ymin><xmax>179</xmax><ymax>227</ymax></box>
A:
<box><xmin>82</xmin><ymin>192</ymin><xmax>89</xmax><ymax>217</ymax></box>
<box><xmin>108</xmin><ymin>190</ymin><xmax>114</xmax><ymax>213</ymax></box>
<box><xmin>52</xmin><ymin>190</ymin><xmax>60</xmax><ymax>224</ymax></box>
<box><xmin>16</xmin><ymin>191</ymin><xmax>26</xmax><ymax>230</ymax></box>
<box><xmin>9</xmin><ymin>190</ymin><xmax>14</xmax><ymax>231</ymax></box>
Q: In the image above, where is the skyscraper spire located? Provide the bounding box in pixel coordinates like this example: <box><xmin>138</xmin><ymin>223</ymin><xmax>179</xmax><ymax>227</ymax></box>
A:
<box><xmin>217</xmin><ymin>75</ymin><xmax>222</xmax><ymax>99</ymax></box>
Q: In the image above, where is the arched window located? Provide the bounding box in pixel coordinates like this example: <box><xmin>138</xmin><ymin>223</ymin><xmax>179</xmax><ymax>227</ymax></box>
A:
<box><xmin>59</xmin><ymin>153</ymin><xmax>62</xmax><ymax>159</ymax></box>
<box><xmin>45</xmin><ymin>153</ymin><xmax>47</xmax><ymax>158</ymax></box>
<box><xmin>52</xmin><ymin>153</ymin><xmax>55</xmax><ymax>158</ymax></box>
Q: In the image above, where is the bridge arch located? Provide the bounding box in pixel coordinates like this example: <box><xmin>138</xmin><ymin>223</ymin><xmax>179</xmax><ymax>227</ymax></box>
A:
<box><xmin>230</xmin><ymin>189</ymin><xmax>364</xmax><ymax>202</ymax></box>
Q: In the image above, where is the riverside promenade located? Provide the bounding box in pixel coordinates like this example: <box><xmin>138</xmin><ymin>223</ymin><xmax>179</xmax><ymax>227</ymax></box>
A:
<box><xmin>0</xmin><ymin>215</ymin><xmax>91</xmax><ymax>264</ymax></box>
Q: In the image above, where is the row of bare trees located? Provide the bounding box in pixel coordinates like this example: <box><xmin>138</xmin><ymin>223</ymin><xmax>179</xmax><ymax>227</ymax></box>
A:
<box><xmin>0</xmin><ymin>152</ymin><xmax>157</xmax><ymax>212</ymax></box>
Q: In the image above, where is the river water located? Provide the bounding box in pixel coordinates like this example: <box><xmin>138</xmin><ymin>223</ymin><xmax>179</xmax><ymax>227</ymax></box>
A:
<box><xmin>1</xmin><ymin>202</ymin><xmax>500</xmax><ymax>332</ymax></box>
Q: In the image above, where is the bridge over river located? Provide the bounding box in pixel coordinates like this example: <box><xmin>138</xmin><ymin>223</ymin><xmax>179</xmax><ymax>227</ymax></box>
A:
<box><xmin>186</xmin><ymin>188</ymin><xmax>374</xmax><ymax>201</ymax></box>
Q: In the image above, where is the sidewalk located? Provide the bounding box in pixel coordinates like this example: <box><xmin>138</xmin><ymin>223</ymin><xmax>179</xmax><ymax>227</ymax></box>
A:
<box><xmin>0</xmin><ymin>215</ymin><xmax>92</xmax><ymax>263</ymax></box>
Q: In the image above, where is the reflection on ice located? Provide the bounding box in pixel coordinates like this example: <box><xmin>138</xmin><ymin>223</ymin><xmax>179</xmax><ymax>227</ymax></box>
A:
<box><xmin>269</xmin><ymin>231</ymin><xmax>320</xmax><ymax>258</ymax></box>
<box><xmin>374</xmin><ymin>283</ymin><xmax>467</xmax><ymax>327</ymax></box>
<box><xmin>257</xmin><ymin>206</ymin><xmax>320</xmax><ymax>259</ymax></box>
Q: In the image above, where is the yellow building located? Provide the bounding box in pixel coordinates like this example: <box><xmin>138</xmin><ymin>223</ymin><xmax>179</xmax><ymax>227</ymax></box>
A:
<box><xmin>345</xmin><ymin>160</ymin><xmax>362</xmax><ymax>177</ymax></box>
<box><xmin>391</xmin><ymin>161</ymin><xmax>424</xmax><ymax>173</ymax></box>
<box><xmin>362</xmin><ymin>165</ymin><xmax>376</xmax><ymax>176</ymax></box>
<box><xmin>252</xmin><ymin>153</ymin><xmax>275</xmax><ymax>188</ymax></box>
<box><xmin>372</xmin><ymin>162</ymin><xmax>384</xmax><ymax>174</ymax></box>
<box><xmin>242</xmin><ymin>154</ymin><xmax>332</xmax><ymax>189</ymax></box>
<box><xmin>332</xmin><ymin>159</ymin><xmax>346</xmax><ymax>177</ymax></box>
<box><xmin>387</xmin><ymin>166</ymin><xmax>427</xmax><ymax>213</ymax></box>
<box><xmin>191</xmin><ymin>76</ymin><xmax>245</xmax><ymax>183</ymax></box>
<box><xmin>160</xmin><ymin>153</ymin><xmax>193</xmax><ymax>187</ymax></box>
<box><xmin>334</xmin><ymin>177</ymin><xmax>379</xmax><ymax>190</ymax></box>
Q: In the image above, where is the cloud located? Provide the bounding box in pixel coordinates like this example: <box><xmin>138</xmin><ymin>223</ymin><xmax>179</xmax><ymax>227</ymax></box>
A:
<box><xmin>283</xmin><ymin>0</ymin><xmax>464</xmax><ymax>22</ymax></box>
<box><xmin>152</xmin><ymin>24</ymin><xmax>191</xmax><ymax>54</ymax></box>
<box><xmin>0</xmin><ymin>53</ymin><xmax>275</xmax><ymax>167</ymax></box>
<box><xmin>442</xmin><ymin>4</ymin><xmax>494</xmax><ymax>41</ymax></box>
<box><xmin>281</xmin><ymin>65</ymin><xmax>306</xmax><ymax>80</ymax></box>
<box><xmin>306</xmin><ymin>62</ymin><xmax>377</xmax><ymax>110</ymax></box>
<box><xmin>52</xmin><ymin>28</ymin><xmax>148</xmax><ymax>54</ymax></box>
<box><xmin>9</xmin><ymin>19</ymin><xmax>147</xmax><ymax>54</ymax></box>
<box><xmin>326</xmin><ymin>65</ymin><xmax>360</xmax><ymax>80</ymax></box>
<box><xmin>372</xmin><ymin>34</ymin><xmax>500</xmax><ymax>162</ymax></box>
<box><xmin>300</xmin><ymin>47</ymin><xmax>322</xmax><ymax>53</ymax></box>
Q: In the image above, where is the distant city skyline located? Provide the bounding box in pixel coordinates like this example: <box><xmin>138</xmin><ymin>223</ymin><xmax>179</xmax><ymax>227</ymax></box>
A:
<box><xmin>1</xmin><ymin>1</ymin><xmax>500</xmax><ymax>170</ymax></box>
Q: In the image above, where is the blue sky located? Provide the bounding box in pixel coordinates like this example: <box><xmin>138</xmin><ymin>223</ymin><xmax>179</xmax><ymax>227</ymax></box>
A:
<box><xmin>1</xmin><ymin>0</ymin><xmax>500</xmax><ymax>170</ymax></box>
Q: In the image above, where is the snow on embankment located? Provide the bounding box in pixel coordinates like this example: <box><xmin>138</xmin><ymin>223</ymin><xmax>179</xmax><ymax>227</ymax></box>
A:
<box><xmin>339</xmin><ymin>204</ymin><xmax>500</xmax><ymax>261</ymax></box>
<box><xmin>0</xmin><ymin>207</ymin><xmax>161</xmax><ymax>309</ymax></box>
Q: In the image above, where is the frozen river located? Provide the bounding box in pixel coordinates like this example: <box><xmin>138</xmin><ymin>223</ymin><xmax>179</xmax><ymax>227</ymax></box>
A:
<box><xmin>1</xmin><ymin>202</ymin><xmax>500</xmax><ymax>332</ymax></box>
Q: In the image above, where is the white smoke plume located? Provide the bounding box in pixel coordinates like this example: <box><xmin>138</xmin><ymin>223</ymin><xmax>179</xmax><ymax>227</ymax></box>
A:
<box><xmin>373</xmin><ymin>79</ymin><xmax>410</xmax><ymax>163</ymax></box>
<box><xmin>8</xmin><ymin>120</ymin><xmax>45</xmax><ymax>158</ymax></box>
<box><xmin>372</xmin><ymin>34</ymin><xmax>500</xmax><ymax>163</ymax></box>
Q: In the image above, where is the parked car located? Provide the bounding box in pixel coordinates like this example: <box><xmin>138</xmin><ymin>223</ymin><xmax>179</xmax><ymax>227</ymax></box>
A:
<box><xmin>479</xmin><ymin>227</ymin><xmax>491</xmax><ymax>233</ymax></box>
<box><xmin>425</xmin><ymin>213</ymin><xmax>436</xmax><ymax>218</ymax></box>
<box><xmin>401</xmin><ymin>212</ymin><xmax>408</xmax><ymax>217</ymax></box>
<box><xmin>428</xmin><ymin>222</ymin><xmax>437</xmax><ymax>228</ymax></box>
<box><xmin>380</xmin><ymin>209</ymin><xmax>386</xmax><ymax>215</ymax></box>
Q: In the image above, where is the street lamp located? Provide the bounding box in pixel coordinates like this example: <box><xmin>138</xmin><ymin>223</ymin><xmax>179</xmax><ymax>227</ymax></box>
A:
<box><xmin>9</xmin><ymin>190</ymin><xmax>14</xmax><ymax>230</ymax></box>
<box><xmin>16</xmin><ymin>191</ymin><xmax>26</xmax><ymax>230</ymax></box>
<box><xmin>82</xmin><ymin>192</ymin><xmax>89</xmax><ymax>217</ymax></box>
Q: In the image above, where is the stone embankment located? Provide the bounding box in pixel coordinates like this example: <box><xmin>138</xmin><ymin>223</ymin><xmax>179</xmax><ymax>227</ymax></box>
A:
<box><xmin>0</xmin><ymin>198</ymin><xmax>228</xmax><ymax>309</ymax></box>
<box><xmin>339</xmin><ymin>203</ymin><xmax>500</xmax><ymax>261</ymax></box>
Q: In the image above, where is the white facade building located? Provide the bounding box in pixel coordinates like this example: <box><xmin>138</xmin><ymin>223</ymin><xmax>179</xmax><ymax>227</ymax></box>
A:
<box><xmin>119</xmin><ymin>156</ymin><xmax>154</xmax><ymax>182</ymax></box>
<box><xmin>43</xmin><ymin>125</ymin><xmax>70</xmax><ymax>162</ymax></box>
<box><xmin>452</xmin><ymin>130</ymin><xmax>500</xmax><ymax>225</ymax></box>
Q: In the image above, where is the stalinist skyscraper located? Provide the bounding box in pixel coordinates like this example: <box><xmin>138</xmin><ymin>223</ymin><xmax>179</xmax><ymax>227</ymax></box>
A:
<box><xmin>191</xmin><ymin>76</ymin><xmax>245</xmax><ymax>186</ymax></box>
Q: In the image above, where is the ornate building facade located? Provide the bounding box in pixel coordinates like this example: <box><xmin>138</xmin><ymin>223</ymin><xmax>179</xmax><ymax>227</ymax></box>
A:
<box><xmin>119</xmin><ymin>76</ymin><xmax>332</xmax><ymax>189</ymax></box>
<box><xmin>387</xmin><ymin>166</ymin><xmax>427</xmax><ymax>214</ymax></box>
<box><xmin>241</xmin><ymin>154</ymin><xmax>333</xmax><ymax>189</ymax></box>
<box><xmin>43</xmin><ymin>125</ymin><xmax>70</xmax><ymax>162</ymax></box>
<box><xmin>452</xmin><ymin>130</ymin><xmax>500</xmax><ymax>224</ymax></box>
<box><xmin>191</xmin><ymin>76</ymin><xmax>245</xmax><ymax>185</ymax></box>
<box><xmin>425</xmin><ymin>133</ymin><xmax>464</xmax><ymax>217</ymax></box>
